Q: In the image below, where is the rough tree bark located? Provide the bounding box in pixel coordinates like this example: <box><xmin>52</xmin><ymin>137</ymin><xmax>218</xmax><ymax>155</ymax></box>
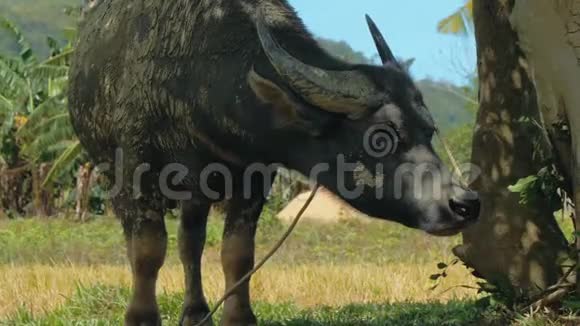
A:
<box><xmin>31</xmin><ymin>163</ymin><xmax>54</xmax><ymax>217</ymax></box>
<box><xmin>75</xmin><ymin>163</ymin><xmax>94</xmax><ymax>222</ymax></box>
<box><xmin>510</xmin><ymin>0</ymin><xmax>580</xmax><ymax>292</ymax></box>
<box><xmin>0</xmin><ymin>165</ymin><xmax>31</xmax><ymax>216</ymax></box>
<box><xmin>453</xmin><ymin>0</ymin><xmax>568</xmax><ymax>295</ymax></box>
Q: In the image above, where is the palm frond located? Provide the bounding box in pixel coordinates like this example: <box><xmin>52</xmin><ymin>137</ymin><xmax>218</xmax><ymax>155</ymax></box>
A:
<box><xmin>0</xmin><ymin>94</ymin><xmax>15</xmax><ymax>116</ymax></box>
<box><xmin>0</xmin><ymin>57</ymin><xmax>29</xmax><ymax>100</ymax></box>
<box><xmin>20</xmin><ymin>121</ymin><xmax>76</xmax><ymax>161</ymax></box>
<box><xmin>26</xmin><ymin>80</ymin><xmax>35</xmax><ymax>113</ymax></box>
<box><xmin>19</xmin><ymin>113</ymin><xmax>70</xmax><ymax>140</ymax></box>
<box><xmin>437</xmin><ymin>1</ymin><xmax>473</xmax><ymax>36</ymax></box>
<box><xmin>0</xmin><ymin>54</ymin><xmax>27</xmax><ymax>75</ymax></box>
<box><xmin>40</xmin><ymin>49</ymin><xmax>74</xmax><ymax>66</ymax></box>
<box><xmin>0</xmin><ymin>112</ymin><xmax>15</xmax><ymax>136</ymax></box>
<box><xmin>16</xmin><ymin>96</ymin><xmax>67</xmax><ymax>137</ymax></box>
<box><xmin>48</xmin><ymin>76</ymin><xmax>69</xmax><ymax>97</ymax></box>
<box><xmin>42</xmin><ymin>140</ymin><xmax>83</xmax><ymax>187</ymax></box>
<box><xmin>30</xmin><ymin>64</ymin><xmax>69</xmax><ymax>82</ymax></box>
<box><xmin>46</xmin><ymin>139</ymin><xmax>77</xmax><ymax>154</ymax></box>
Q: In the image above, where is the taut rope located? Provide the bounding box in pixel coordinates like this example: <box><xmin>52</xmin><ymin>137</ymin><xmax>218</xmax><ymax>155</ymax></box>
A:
<box><xmin>436</xmin><ymin>130</ymin><xmax>468</xmax><ymax>187</ymax></box>
<box><xmin>194</xmin><ymin>184</ymin><xmax>321</xmax><ymax>326</ymax></box>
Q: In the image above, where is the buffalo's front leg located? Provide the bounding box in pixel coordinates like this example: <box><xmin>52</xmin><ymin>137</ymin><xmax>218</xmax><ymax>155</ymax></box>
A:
<box><xmin>220</xmin><ymin>195</ymin><xmax>265</xmax><ymax>326</ymax></box>
<box><xmin>113</xmin><ymin>195</ymin><xmax>167</xmax><ymax>326</ymax></box>
<box><xmin>179</xmin><ymin>199</ymin><xmax>213</xmax><ymax>326</ymax></box>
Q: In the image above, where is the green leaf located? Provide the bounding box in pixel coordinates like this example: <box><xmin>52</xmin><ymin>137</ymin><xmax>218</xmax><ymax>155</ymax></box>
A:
<box><xmin>42</xmin><ymin>140</ymin><xmax>82</xmax><ymax>187</ymax></box>
<box><xmin>508</xmin><ymin>175</ymin><xmax>537</xmax><ymax>193</ymax></box>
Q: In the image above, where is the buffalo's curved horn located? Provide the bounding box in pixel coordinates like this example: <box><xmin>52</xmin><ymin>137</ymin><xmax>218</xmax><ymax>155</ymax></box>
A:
<box><xmin>256</xmin><ymin>13</ymin><xmax>383</xmax><ymax>119</ymax></box>
<box><xmin>365</xmin><ymin>14</ymin><xmax>396</xmax><ymax>65</ymax></box>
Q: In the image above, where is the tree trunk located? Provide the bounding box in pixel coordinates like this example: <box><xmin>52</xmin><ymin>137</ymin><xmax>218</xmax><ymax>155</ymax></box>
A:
<box><xmin>0</xmin><ymin>165</ymin><xmax>31</xmax><ymax>216</ymax></box>
<box><xmin>453</xmin><ymin>0</ymin><xmax>568</xmax><ymax>296</ymax></box>
<box><xmin>39</xmin><ymin>163</ymin><xmax>54</xmax><ymax>216</ymax></box>
<box><xmin>75</xmin><ymin>163</ymin><xmax>93</xmax><ymax>222</ymax></box>
<box><xmin>31</xmin><ymin>163</ymin><xmax>54</xmax><ymax>217</ymax></box>
<box><xmin>510</xmin><ymin>0</ymin><xmax>580</xmax><ymax>294</ymax></box>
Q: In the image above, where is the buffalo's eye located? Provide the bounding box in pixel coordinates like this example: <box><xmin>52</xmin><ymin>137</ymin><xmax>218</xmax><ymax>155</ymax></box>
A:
<box><xmin>386</xmin><ymin>121</ymin><xmax>407</xmax><ymax>145</ymax></box>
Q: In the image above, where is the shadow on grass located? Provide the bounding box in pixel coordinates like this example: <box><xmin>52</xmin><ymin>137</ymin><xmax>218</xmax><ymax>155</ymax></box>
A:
<box><xmin>4</xmin><ymin>284</ymin><xmax>493</xmax><ymax>326</ymax></box>
<box><xmin>255</xmin><ymin>301</ymin><xmax>489</xmax><ymax>326</ymax></box>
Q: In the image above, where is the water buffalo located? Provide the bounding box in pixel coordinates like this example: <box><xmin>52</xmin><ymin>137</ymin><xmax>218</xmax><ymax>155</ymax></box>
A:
<box><xmin>69</xmin><ymin>0</ymin><xmax>480</xmax><ymax>325</ymax></box>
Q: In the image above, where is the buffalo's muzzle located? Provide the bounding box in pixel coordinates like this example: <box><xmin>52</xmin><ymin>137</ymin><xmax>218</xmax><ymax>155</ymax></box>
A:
<box><xmin>449</xmin><ymin>190</ymin><xmax>480</xmax><ymax>223</ymax></box>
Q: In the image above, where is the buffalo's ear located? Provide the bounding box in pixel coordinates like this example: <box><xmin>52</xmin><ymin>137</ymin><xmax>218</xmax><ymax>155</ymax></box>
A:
<box><xmin>248</xmin><ymin>69</ymin><xmax>327</xmax><ymax>136</ymax></box>
<box><xmin>248</xmin><ymin>69</ymin><xmax>299</xmax><ymax>123</ymax></box>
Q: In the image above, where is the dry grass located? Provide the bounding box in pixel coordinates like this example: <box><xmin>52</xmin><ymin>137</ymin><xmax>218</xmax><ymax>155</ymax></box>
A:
<box><xmin>0</xmin><ymin>261</ymin><xmax>477</xmax><ymax>318</ymax></box>
<box><xmin>0</xmin><ymin>216</ymin><xmax>483</xmax><ymax>323</ymax></box>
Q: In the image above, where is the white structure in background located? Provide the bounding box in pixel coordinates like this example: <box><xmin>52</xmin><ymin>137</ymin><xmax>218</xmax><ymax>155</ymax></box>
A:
<box><xmin>277</xmin><ymin>187</ymin><xmax>364</xmax><ymax>223</ymax></box>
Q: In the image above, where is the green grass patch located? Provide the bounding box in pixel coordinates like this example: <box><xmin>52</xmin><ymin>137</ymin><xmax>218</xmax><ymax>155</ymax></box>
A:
<box><xmin>3</xmin><ymin>284</ymin><xmax>488</xmax><ymax>326</ymax></box>
<box><xmin>0</xmin><ymin>215</ymin><xmax>226</xmax><ymax>265</ymax></box>
<box><xmin>0</xmin><ymin>213</ymin><xmax>461</xmax><ymax>266</ymax></box>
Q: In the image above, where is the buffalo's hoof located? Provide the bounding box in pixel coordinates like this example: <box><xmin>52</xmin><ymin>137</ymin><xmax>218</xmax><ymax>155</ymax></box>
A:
<box><xmin>220</xmin><ymin>321</ymin><xmax>257</xmax><ymax>326</ymax></box>
<box><xmin>179</xmin><ymin>305</ymin><xmax>213</xmax><ymax>326</ymax></box>
<box><xmin>220</xmin><ymin>314</ymin><xmax>257</xmax><ymax>326</ymax></box>
<box><xmin>125</xmin><ymin>307</ymin><xmax>162</xmax><ymax>326</ymax></box>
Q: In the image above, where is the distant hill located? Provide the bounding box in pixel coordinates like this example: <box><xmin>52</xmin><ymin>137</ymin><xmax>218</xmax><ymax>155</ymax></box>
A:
<box><xmin>1</xmin><ymin>1</ymin><xmax>475</xmax><ymax>132</ymax></box>
<box><xmin>417</xmin><ymin>79</ymin><xmax>475</xmax><ymax>132</ymax></box>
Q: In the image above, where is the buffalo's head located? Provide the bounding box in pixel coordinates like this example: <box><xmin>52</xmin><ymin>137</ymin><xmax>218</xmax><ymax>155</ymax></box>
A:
<box><xmin>250</xmin><ymin>15</ymin><xmax>480</xmax><ymax>236</ymax></box>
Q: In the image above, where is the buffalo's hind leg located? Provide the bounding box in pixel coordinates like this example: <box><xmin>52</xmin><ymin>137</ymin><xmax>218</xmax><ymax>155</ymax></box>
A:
<box><xmin>179</xmin><ymin>199</ymin><xmax>213</xmax><ymax>326</ymax></box>
<box><xmin>112</xmin><ymin>191</ymin><xmax>167</xmax><ymax>326</ymax></box>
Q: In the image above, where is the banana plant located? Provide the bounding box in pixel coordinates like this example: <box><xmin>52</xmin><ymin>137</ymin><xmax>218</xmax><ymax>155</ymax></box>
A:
<box><xmin>0</xmin><ymin>15</ymin><xmax>81</xmax><ymax>185</ymax></box>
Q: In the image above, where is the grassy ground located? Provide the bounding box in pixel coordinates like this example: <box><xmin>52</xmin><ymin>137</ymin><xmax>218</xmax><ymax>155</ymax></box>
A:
<box><xmin>0</xmin><ymin>213</ymin><xmax>569</xmax><ymax>325</ymax></box>
<box><xmin>5</xmin><ymin>284</ymin><xmax>487</xmax><ymax>325</ymax></box>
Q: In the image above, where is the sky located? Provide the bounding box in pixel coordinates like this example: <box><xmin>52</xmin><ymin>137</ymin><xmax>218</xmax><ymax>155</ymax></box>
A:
<box><xmin>288</xmin><ymin>0</ymin><xmax>475</xmax><ymax>85</ymax></box>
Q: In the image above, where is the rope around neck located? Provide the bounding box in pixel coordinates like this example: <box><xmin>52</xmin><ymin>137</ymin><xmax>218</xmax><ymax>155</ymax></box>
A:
<box><xmin>194</xmin><ymin>184</ymin><xmax>321</xmax><ymax>326</ymax></box>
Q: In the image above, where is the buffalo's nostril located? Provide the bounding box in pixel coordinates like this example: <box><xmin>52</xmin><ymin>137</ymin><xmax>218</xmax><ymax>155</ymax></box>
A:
<box><xmin>449</xmin><ymin>193</ymin><xmax>480</xmax><ymax>221</ymax></box>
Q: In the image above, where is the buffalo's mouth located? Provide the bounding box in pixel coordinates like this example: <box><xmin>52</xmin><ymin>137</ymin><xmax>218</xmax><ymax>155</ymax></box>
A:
<box><xmin>428</xmin><ymin>227</ymin><xmax>463</xmax><ymax>237</ymax></box>
<box><xmin>425</xmin><ymin>220</ymin><xmax>477</xmax><ymax>237</ymax></box>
